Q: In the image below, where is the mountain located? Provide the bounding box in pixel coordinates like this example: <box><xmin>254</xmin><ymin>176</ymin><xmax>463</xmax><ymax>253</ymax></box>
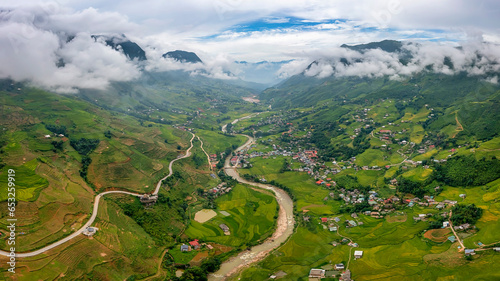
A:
<box><xmin>92</xmin><ymin>34</ymin><xmax>147</xmax><ymax>61</ymax></box>
<box><xmin>76</xmin><ymin>70</ymin><xmax>259</xmax><ymax>122</ymax></box>
<box><xmin>260</xmin><ymin>39</ymin><xmax>500</xmax><ymax>141</ymax></box>
<box><xmin>340</xmin><ymin>39</ymin><xmax>404</xmax><ymax>53</ymax></box>
<box><xmin>162</xmin><ymin>50</ymin><xmax>203</xmax><ymax>63</ymax></box>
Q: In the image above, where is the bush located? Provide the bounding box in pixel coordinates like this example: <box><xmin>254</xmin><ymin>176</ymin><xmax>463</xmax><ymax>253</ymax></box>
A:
<box><xmin>45</xmin><ymin>124</ymin><xmax>67</xmax><ymax>135</ymax></box>
<box><xmin>70</xmin><ymin>138</ymin><xmax>100</xmax><ymax>155</ymax></box>
<box><xmin>450</xmin><ymin>204</ymin><xmax>483</xmax><ymax>225</ymax></box>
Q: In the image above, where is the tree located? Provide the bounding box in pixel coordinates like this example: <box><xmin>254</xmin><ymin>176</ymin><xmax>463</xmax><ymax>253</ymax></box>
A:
<box><xmin>51</xmin><ymin>140</ymin><xmax>64</xmax><ymax>151</ymax></box>
<box><xmin>70</xmin><ymin>138</ymin><xmax>100</xmax><ymax>155</ymax></box>
<box><xmin>279</xmin><ymin>158</ymin><xmax>289</xmax><ymax>173</ymax></box>
<box><xmin>225</xmin><ymin>123</ymin><xmax>233</xmax><ymax>134</ymax></box>
<box><xmin>450</xmin><ymin>204</ymin><xmax>483</xmax><ymax>225</ymax></box>
<box><xmin>201</xmin><ymin>257</ymin><xmax>221</xmax><ymax>273</ymax></box>
<box><xmin>180</xmin><ymin>266</ymin><xmax>207</xmax><ymax>281</ymax></box>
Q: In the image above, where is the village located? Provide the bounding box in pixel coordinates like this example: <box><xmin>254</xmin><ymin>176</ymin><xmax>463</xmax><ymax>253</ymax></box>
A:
<box><xmin>207</xmin><ymin>107</ymin><xmax>494</xmax><ymax>280</ymax></box>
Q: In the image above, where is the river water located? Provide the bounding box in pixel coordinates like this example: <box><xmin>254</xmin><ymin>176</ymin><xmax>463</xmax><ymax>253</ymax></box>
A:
<box><xmin>209</xmin><ymin>118</ymin><xmax>295</xmax><ymax>280</ymax></box>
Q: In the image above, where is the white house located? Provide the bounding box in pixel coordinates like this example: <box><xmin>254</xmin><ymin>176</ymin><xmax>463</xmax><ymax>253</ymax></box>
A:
<box><xmin>354</xmin><ymin>250</ymin><xmax>363</xmax><ymax>259</ymax></box>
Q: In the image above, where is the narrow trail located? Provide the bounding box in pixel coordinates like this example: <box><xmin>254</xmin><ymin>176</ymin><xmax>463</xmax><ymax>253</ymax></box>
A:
<box><xmin>452</xmin><ymin>113</ymin><xmax>464</xmax><ymax>138</ymax></box>
<box><xmin>197</xmin><ymin>136</ymin><xmax>212</xmax><ymax>170</ymax></box>
<box><xmin>333</xmin><ymin>222</ymin><xmax>354</xmax><ymax>270</ymax></box>
<box><xmin>143</xmin><ymin>248</ymin><xmax>169</xmax><ymax>281</ymax></box>
<box><xmin>0</xmin><ymin>132</ymin><xmax>195</xmax><ymax>258</ymax></box>
<box><xmin>448</xmin><ymin>210</ymin><xmax>465</xmax><ymax>252</ymax></box>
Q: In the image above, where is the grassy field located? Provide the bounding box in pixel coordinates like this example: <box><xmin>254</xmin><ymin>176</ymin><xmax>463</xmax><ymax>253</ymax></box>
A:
<box><xmin>0</xmin><ymin>161</ymin><xmax>48</xmax><ymax>202</ymax></box>
<box><xmin>184</xmin><ymin>184</ymin><xmax>278</xmax><ymax>247</ymax></box>
<box><xmin>240</xmin><ymin>166</ymin><xmax>339</xmax><ymax>215</ymax></box>
<box><xmin>196</xmin><ymin>129</ymin><xmax>247</xmax><ymax>154</ymax></box>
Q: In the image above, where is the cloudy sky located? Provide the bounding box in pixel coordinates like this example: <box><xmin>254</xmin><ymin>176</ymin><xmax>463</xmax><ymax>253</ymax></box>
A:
<box><xmin>1</xmin><ymin>0</ymin><xmax>499</xmax><ymax>91</ymax></box>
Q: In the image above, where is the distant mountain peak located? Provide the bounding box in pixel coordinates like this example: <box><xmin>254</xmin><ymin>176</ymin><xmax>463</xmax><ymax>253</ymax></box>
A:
<box><xmin>92</xmin><ymin>34</ymin><xmax>147</xmax><ymax>61</ymax></box>
<box><xmin>341</xmin><ymin>40</ymin><xmax>403</xmax><ymax>53</ymax></box>
<box><xmin>162</xmin><ymin>50</ymin><xmax>202</xmax><ymax>63</ymax></box>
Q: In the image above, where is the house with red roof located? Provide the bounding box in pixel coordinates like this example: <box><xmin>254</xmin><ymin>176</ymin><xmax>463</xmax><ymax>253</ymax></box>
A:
<box><xmin>189</xmin><ymin>239</ymin><xmax>200</xmax><ymax>250</ymax></box>
<box><xmin>321</xmin><ymin>217</ymin><xmax>328</xmax><ymax>223</ymax></box>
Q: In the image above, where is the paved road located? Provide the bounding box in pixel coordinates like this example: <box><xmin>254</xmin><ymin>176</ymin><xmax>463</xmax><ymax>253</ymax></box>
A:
<box><xmin>0</xmin><ymin>132</ymin><xmax>195</xmax><ymax>258</ymax></box>
<box><xmin>153</xmin><ymin>133</ymin><xmax>195</xmax><ymax>195</ymax></box>
<box><xmin>209</xmin><ymin>122</ymin><xmax>295</xmax><ymax>280</ymax></box>
<box><xmin>221</xmin><ymin>112</ymin><xmax>261</xmax><ymax>134</ymax></box>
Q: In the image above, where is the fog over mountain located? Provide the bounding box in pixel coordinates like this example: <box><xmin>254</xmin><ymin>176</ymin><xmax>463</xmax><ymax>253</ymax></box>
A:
<box><xmin>284</xmin><ymin>41</ymin><xmax>500</xmax><ymax>82</ymax></box>
<box><xmin>0</xmin><ymin>2</ymin><xmax>499</xmax><ymax>93</ymax></box>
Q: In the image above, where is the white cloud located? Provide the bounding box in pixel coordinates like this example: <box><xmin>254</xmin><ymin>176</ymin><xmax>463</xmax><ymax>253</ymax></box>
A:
<box><xmin>287</xmin><ymin>41</ymin><xmax>500</xmax><ymax>80</ymax></box>
<box><xmin>0</xmin><ymin>1</ymin><xmax>499</xmax><ymax>90</ymax></box>
<box><xmin>0</xmin><ymin>4</ymin><xmax>142</xmax><ymax>93</ymax></box>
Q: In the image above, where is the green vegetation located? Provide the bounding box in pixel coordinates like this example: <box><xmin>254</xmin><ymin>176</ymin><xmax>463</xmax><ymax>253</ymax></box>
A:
<box><xmin>434</xmin><ymin>155</ymin><xmax>500</xmax><ymax>187</ymax></box>
<box><xmin>397</xmin><ymin>177</ymin><xmax>426</xmax><ymax>198</ymax></box>
<box><xmin>44</xmin><ymin>124</ymin><xmax>67</xmax><ymax>135</ymax></box>
<box><xmin>0</xmin><ymin>162</ymin><xmax>49</xmax><ymax>201</ymax></box>
<box><xmin>450</xmin><ymin>204</ymin><xmax>483</xmax><ymax>225</ymax></box>
<box><xmin>70</xmin><ymin>138</ymin><xmax>100</xmax><ymax>156</ymax></box>
<box><xmin>185</xmin><ymin>184</ymin><xmax>278</xmax><ymax>247</ymax></box>
<box><xmin>2</xmin><ymin>50</ymin><xmax>500</xmax><ymax>281</ymax></box>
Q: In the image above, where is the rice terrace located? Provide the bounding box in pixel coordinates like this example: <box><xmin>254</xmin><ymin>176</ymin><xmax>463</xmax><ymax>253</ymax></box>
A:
<box><xmin>2</xmin><ymin>2</ymin><xmax>500</xmax><ymax>281</ymax></box>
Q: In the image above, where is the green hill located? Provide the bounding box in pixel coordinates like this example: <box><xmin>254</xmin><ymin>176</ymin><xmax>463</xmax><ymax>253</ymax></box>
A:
<box><xmin>262</xmin><ymin>72</ymin><xmax>500</xmax><ymax>140</ymax></box>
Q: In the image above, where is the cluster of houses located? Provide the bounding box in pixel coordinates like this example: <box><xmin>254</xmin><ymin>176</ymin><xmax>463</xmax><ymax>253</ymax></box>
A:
<box><xmin>205</xmin><ymin>182</ymin><xmax>232</xmax><ymax>197</ymax></box>
<box><xmin>43</xmin><ymin>133</ymin><xmax>65</xmax><ymax>139</ymax></box>
<box><xmin>307</xmin><ymin>253</ymin><xmax>362</xmax><ymax>280</ymax></box>
<box><xmin>180</xmin><ymin>239</ymin><xmax>215</xmax><ymax>252</ymax></box>
<box><xmin>316</xmin><ymin>178</ymin><xmax>337</xmax><ymax>189</ymax></box>
<box><xmin>209</xmin><ymin>153</ymin><xmax>219</xmax><ymax>169</ymax></box>
<box><xmin>308</xmin><ymin>267</ymin><xmax>351</xmax><ymax>280</ymax></box>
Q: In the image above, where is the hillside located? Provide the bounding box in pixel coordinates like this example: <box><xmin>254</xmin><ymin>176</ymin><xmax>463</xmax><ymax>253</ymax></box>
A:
<box><xmin>77</xmin><ymin>70</ymin><xmax>259</xmax><ymax>122</ymax></box>
<box><xmin>0</xmin><ymin>82</ymin><xmax>242</xmax><ymax>279</ymax></box>
<box><xmin>261</xmin><ymin>71</ymin><xmax>500</xmax><ymax>140</ymax></box>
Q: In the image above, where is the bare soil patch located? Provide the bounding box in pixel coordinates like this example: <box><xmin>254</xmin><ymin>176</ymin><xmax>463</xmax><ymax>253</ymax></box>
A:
<box><xmin>194</xmin><ymin>209</ymin><xmax>217</xmax><ymax>223</ymax></box>
<box><xmin>190</xmin><ymin>251</ymin><xmax>209</xmax><ymax>266</ymax></box>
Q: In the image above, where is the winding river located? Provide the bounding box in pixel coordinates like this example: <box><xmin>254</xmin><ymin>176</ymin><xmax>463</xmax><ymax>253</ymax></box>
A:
<box><xmin>1</xmin><ymin>115</ymin><xmax>295</xmax><ymax>281</ymax></box>
<box><xmin>209</xmin><ymin>117</ymin><xmax>295</xmax><ymax>280</ymax></box>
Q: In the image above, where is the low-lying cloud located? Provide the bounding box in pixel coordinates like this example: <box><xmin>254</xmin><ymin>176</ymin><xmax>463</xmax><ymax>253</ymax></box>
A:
<box><xmin>1</xmin><ymin>3</ymin><xmax>499</xmax><ymax>93</ymax></box>
<box><xmin>0</xmin><ymin>3</ymin><xmax>237</xmax><ymax>93</ymax></box>
<box><xmin>278</xmin><ymin>42</ymin><xmax>500</xmax><ymax>83</ymax></box>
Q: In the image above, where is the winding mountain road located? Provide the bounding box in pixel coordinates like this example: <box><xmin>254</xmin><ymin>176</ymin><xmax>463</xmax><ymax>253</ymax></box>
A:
<box><xmin>0</xmin><ymin>132</ymin><xmax>195</xmax><ymax>258</ymax></box>
<box><xmin>2</xmin><ymin>115</ymin><xmax>294</xmax><ymax>280</ymax></box>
